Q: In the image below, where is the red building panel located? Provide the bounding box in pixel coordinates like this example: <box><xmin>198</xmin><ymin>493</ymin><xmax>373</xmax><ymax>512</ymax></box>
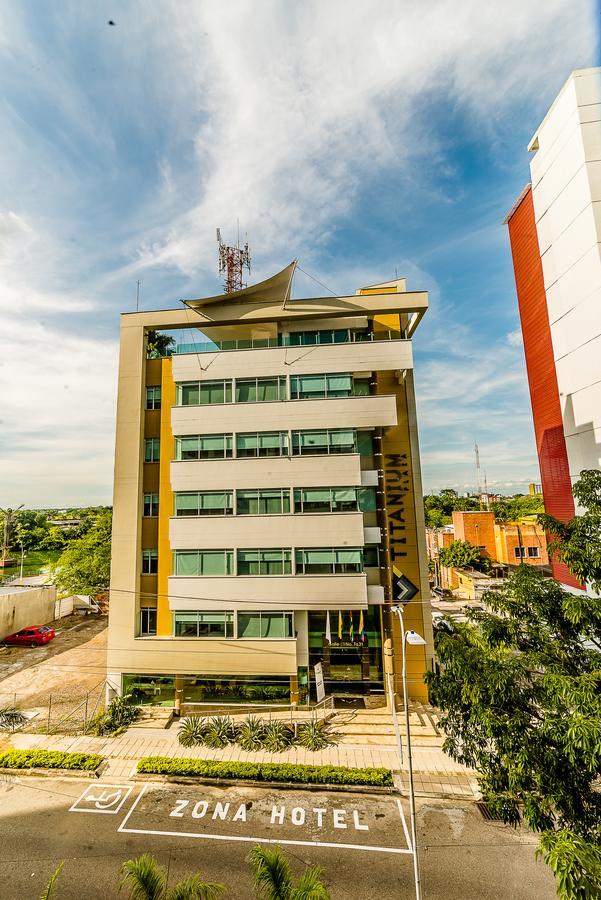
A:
<box><xmin>506</xmin><ymin>186</ymin><xmax>579</xmax><ymax>589</ymax></box>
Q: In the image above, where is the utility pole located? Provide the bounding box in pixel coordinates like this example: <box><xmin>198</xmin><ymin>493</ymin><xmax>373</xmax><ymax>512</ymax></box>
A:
<box><xmin>136</xmin><ymin>280</ymin><xmax>141</xmax><ymax>312</ymax></box>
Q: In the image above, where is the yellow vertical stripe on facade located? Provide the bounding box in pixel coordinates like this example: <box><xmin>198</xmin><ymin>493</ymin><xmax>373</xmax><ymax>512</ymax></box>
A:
<box><xmin>157</xmin><ymin>357</ymin><xmax>175</xmax><ymax>636</ymax></box>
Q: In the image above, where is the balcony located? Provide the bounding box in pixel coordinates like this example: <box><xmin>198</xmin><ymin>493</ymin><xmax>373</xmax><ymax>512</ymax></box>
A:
<box><xmin>169</xmin><ymin>512</ymin><xmax>365</xmax><ymax>549</ymax></box>
<box><xmin>170</xmin><ymin>454</ymin><xmax>364</xmax><ymax>492</ymax></box>
<box><xmin>167</xmin><ymin>573</ymin><xmax>368</xmax><ymax>611</ymax></box>
<box><xmin>171</xmin><ymin>394</ymin><xmax>398</xmax><ymax>436</ymax></box>
<box><xmin>170</xmin><ymin>337</ymin><xmax>412</xmax><ymax>382</ymax></box>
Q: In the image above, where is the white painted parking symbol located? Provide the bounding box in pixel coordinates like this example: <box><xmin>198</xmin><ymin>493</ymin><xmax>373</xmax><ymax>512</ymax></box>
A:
<box><xmin>69</xmin><ymin>784</ymin><xmax>133</xmax><ymax>815</ymax></box>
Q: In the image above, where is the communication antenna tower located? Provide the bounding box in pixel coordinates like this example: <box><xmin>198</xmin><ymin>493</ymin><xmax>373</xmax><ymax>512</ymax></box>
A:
<box><xmin>216</xmin><ymin>227</ymin><xmax>251</xmax><ymax>293</ymax></box>
<box><xmin>474</xmin><ymin>441</ymin><xmax>482</xmax><ymax>497</ymax></box>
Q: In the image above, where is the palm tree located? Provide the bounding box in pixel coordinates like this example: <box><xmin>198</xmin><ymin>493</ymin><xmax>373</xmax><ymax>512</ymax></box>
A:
<box><xmin>0</xmin><ymin>705</ymin><xmax>27</xmax><ymax>730</ymax></box>
<box><xmin>40</xmin><ymin>863</ymin><xmax>63</xmax><ymax>899</ymax></box>
<box><xmin>146</xmin><ymin>330</ymin><xmax>175</xmax><ymax>358</ymax></box>
<box><xmin>248</xmin><ymin>846</ymin><xmax>330</xmax><ymax>900</ymax></box>
<box><xmin>119</xmin><ymin>854</ymin><xmax>224</xmax><ymax>900</ymax></box>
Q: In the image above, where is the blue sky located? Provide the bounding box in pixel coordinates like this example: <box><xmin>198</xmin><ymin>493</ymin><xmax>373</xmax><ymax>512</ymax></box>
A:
<box><xmin>0</xmin><ymin>1</ymin><xmax>598</xmax><ymax>506</ymax></box>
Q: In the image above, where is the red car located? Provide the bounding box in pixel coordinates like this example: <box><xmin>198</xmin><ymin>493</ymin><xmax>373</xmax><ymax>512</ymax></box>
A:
<box><xmin>2</xmin><ymin>625</ymin><xmax>55</xmax><ymax>648</ymax></box>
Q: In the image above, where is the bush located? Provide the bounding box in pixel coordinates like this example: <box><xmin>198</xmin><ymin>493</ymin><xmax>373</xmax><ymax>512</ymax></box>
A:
<box><xmin>203</xmin><ymin>715</ymin><xmax>237</xmax><ymax>748</ymax></box>
<box><xmin>236</xmin><ymin>715</ymin><xmax>267</xmax><ymax>752</ymax></box>
<box><xmin>178</xmin><ymin>716</ymin><xmax>206</xmax><ymax>748</ymax></box>
<box><xmin>137</xmin><ymin>755</ymin><xmax>393</xmax><ymax>786</ymax></box>
<box><xmin>86</xmin><ymin>693</ymin><xmax>140</xmax><ymax>736</ymax></box>
<box><xmin>0</xmin><ymin>749</ymin><xmax>103</xmax><ymax>771</ymax></box>
<box><xmin>262</xmin><ymin>719</ymin><xmax>294</xmax><ymax>753</ymax></box>
<box><xmin>297</xmin><ymin>719</ymin><xmax>337</xmax><ymax>751</ymax></box>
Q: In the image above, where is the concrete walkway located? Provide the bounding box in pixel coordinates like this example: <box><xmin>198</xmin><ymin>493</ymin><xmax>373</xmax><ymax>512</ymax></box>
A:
<box><xmin>6</xmin><ymin>724</ymin><xmax>480</xmax><ymax>801</ymax></box>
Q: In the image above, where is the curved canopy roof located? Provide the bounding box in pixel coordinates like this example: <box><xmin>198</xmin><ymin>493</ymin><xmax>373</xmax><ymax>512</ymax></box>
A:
<box><xmin>186</xmin><ymin>261</ymin><xmax>297</xmax><ymax>308</ymax></box>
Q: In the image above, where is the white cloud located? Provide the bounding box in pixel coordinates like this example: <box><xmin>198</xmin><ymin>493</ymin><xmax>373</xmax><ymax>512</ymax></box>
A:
<box><xmin>0</xmin><ymin>0</ymin><xmax>595</xmax><ymax>504</ymax></box>
<box><xmin>117</xmin><ymin>0</ymin><xmax>595</xmax><ymax>278</ymax></box>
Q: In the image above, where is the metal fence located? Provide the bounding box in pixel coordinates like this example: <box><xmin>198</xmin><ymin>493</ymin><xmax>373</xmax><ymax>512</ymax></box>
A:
<box><xmin>0</xmin><ymin>680</ymin><xmax>106</xmax><ymax>735</ymax></box>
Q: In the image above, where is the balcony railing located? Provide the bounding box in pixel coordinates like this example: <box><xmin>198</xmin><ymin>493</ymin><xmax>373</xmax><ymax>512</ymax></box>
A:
<box><xmin>149</xmin><ymin>328</ymin><xmax>406</xmax><ymax>358</ymax></box>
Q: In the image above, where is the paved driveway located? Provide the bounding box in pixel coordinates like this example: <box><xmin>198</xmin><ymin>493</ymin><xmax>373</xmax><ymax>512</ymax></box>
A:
<box><xmin>0</xmin><ymin>776</ymin><xmax>556</xmax><ymax>899</ymax></box>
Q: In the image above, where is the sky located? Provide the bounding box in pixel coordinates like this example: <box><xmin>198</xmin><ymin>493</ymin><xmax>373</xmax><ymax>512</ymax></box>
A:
<box><xmin>0</xmin><ymin>1</ymin><xmax>598</xmax><ymax>507</ymax></box>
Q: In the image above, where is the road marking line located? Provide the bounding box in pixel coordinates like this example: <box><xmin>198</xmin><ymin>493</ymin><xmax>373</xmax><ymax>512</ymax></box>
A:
<box><xmin>396</xmin><ymin>798</ymin><xmax>412</xmax><ymax>852</ymax></box>
<box><xmin>117</xmin><ymin>824</ymin><xmax>413</xmax><ymax>855</ymax></box>
<box><xmin>117</xmin><ymin>784</ymin><xmax>147</xmax><ymax>831</ymax></box>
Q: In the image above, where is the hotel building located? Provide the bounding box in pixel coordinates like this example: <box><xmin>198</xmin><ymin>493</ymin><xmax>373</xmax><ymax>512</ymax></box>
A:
<box><xmin>506</xmin><ymin>68</ymin><xmax>601</xmax><ymax>590</ymax></box>
<box><xmin>107</xmin><ymin>265</ymin><xmax>433</xmax><ymax>708</ymax></box>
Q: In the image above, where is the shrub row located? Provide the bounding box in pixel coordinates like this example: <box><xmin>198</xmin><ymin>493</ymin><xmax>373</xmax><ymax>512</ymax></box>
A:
<box><xmin>0</xmin><ymin>749</ymin><xmax>103</xmax><ymax>771</ymax></box>
<box><xmin>137</xmin><ymin>755</ymin><xmax>393</xmax><ymax>787</ymax></box>
<box><xmin>179</xmin><ymin>715</ymin><xmax>336</xmax><ymax>753</ymax></box>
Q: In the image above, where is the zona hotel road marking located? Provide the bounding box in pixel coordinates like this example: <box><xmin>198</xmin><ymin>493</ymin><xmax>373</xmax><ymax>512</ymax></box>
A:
<box><xmin>115</xmin><ymin>785</ymin><xmax>413</xmax><ymax>856</ymax></box>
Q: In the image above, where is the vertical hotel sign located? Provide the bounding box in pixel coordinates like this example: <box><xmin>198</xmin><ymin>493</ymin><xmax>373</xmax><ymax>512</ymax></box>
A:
<box><xmin>374</xmin><ymin>330</ymin><xmax>429</xmax><ymax>700</ymax></box>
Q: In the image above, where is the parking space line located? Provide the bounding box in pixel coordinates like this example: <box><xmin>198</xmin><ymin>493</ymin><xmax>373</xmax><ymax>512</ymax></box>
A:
<box><xmin>117</xmin><ymin>784</ymin><xmax>147</xmax><ymax>830</ymax></box>
<box><xmin>396</xmin><ymin>798</ymin><xmax>412</xmax><ymax>851</ymax></box>
<box><xmin>117</xmin><ymin>825</ymin><xmax>413</xmax><ymax>855</ymax></box>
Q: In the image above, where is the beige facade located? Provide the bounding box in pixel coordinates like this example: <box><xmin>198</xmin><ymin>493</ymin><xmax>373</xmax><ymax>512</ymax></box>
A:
<box><xmin>0</xmin><ymin>584</ymin><xmax>57</xmax><ymax>640</ymax></box>
<box><xmin>107</xmin><ymin>267</ymin><xmax>432</xmax><ymax>706</ymax></box>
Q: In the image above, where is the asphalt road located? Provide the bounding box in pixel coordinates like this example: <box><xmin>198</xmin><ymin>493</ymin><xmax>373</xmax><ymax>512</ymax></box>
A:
<box><xmin>0</xmin><ymin>776</ymin><xmax>555</xmax><ymax>899</ymax></box>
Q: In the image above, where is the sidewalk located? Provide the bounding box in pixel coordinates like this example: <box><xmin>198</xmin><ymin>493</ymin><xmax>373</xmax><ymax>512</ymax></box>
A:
<box><xmin>5</xmin><ymin>725</ymin><xmax>480</xmax><ymax>801</ymax></box>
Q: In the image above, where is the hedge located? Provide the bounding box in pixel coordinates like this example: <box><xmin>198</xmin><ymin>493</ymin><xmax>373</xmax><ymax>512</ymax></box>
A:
<box><xmin>0</xmin><ymin>749</ymin><xmax>103</xmax><ymax>771</ymax></box>
<box><xmin>137</xmin><ymin>756</ymin><xmax>393</xmax><ymax>787</ymax></box>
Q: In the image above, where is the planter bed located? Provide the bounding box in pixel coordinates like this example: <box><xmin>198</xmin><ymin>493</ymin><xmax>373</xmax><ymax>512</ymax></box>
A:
<box><xmin>137</xmin><ymin>756</ymin><xmax>393</xmax><ymax>789</ymax></box>
<box><xmin>0</xmin><ymin>749</ymin><xmax>103</xmax><ymax>776</ymax></box>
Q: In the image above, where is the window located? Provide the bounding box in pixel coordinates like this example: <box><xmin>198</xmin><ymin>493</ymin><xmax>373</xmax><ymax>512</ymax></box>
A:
<box><xmin>237</xmin><ymin>611</ymin><xmax>294</xmax><ymax>638</ymax></box>
<box><xmin>146</xmin><ymin>386</ymin><xmax>161</xmax><ymax>410</ymax></box>
<box><xmin>363</xmin><ymin>545</ymin><xmax>380</xmax><ymax>567</ymax></box>
<box><xmin>290</xmin><ymin>372</ymin><xmax>355</xmax><ymax>400</ymax></box>
<box><xmin>514</xmin><ymin>546</ymin><xmax>526</xmax><ymax>559</ymax></box>
<box><xmin>357</xmin><ymin>431</ymin><xmax>375</xmax><ymax>456</ymax></box>
<box><xmin>294</xmin><ymin>487</ymin><xmax>358</xmax><ymax>513</ymax></box>
<box><xmin>140</xmin><ymin>608</ymin><xmax>157</xmax><ymax>635</ymax></box>
<box><xmin>173</xmin><ymin>611</ymin><xmax>234</xmax><ymax>638</ymax></box>
<box><xmin>295</xmin><ymin>548</ymin><xmax>363</xmax><ymax>574</ymax></box>
<box><xmin>144</xmin><ymin>438</ymin><xmax>160</xmax><ymax>462</ymax></box>
<box><xmin>174</xmin><ymin>491</ymin><xmax>233</xmax><ymax>516</ymax></box>
<box><xmin>291</xmin><ymin>429</ymin><xmax>357</xmax><ymax>455</ymax></box>
<box><xmin>173</xmin><ymin>550</ymin><xmax>233</xmax><ymax>576</ymax></box>
<box><xmin>236</xmin><ymin>489</ymin><xmax>290</xmax><ymax>515</ymax></box>
<box><xmin>235</xmin><ymin>376</ymin><xmax>287</xmax><ymax>403</ymax></box>
<box><xmin>175</xmin><ymin>434</ymin><xmax>233</xmax><ymax>460</ymax></box>
<box><xmin>143</xmin><ymin>493</ymin><xmax>159</xmax><ymax>517</ymax></box>
<box><xmin>142</xmin><ymin>549</ymin><xmax>158</xmax><ymax>574</ymax></box>
<box><xmin>176</xmin><ymin>380</ymin><xmax>232</xmax><ymax>406</ymax></box>
<box><xmin>237</xmin><ymin>549</ymin><xmax>292</xmax><ymax>575</ymax></box>
<box><xmin>236</xmin><ymin>431</ymin><xmax>289</xmax><ymax>458</ymax></box>
<box><xmin>358</xmin><ymin>486</ymin><xmax>377</xmax><ymax>511</ymax></box>
<box><xmin>528</xmin><ymin>546</ymin><xmax>540</xmax><ymax>558</ymax></box>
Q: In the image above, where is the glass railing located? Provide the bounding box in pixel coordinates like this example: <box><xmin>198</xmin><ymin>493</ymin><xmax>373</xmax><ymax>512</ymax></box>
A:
<box><xmin>149</xmin><ymin>328</ymin><xmax>406</xmax><ymax>358</ymax></box>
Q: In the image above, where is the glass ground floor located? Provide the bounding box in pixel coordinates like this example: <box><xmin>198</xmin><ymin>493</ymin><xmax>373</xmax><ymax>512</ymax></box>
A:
<box><xmin>121</xmin><ymin>606</ymin><xmax>384</xmax><ymax>706</ymax></box>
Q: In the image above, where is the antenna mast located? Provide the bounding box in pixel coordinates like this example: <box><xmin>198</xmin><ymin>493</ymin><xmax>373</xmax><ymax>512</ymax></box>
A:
<box><xmin>216</xmin><ymin>227</ymin><xmax>251</xmax><ymax>293</ymax></box>
<box><xmin>474</xmin><ymin>441</ymin><xmax>482</xmax><ymax>497</ymax></box>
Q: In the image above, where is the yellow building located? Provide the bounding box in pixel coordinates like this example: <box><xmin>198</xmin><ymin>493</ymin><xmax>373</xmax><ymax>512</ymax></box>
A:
<box><xmin>107</xmin><ymin>264</ymin><xmax>433</xmax><ymax>708</ymax></box>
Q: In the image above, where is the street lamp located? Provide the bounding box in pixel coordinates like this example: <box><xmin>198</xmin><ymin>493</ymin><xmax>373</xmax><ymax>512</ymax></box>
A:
<box><xmin>391</xmin><ymin>605</ymin><xmax>426</xmax><ymax>900</ymax></box>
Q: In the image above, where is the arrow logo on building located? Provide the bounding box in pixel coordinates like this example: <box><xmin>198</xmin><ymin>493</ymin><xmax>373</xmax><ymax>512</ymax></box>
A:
<box><xmin>392</xmin><ymin>565</ymin><xmax>419</xmax><ymax>605</ymax></box>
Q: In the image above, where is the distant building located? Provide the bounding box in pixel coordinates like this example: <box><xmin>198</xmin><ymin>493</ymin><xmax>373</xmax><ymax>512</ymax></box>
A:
<box><xmin>528</xmin><ymin>483</ymin><xmax>543</xmax><ymax>496</ymax></box>
<box><xmin>494</xmin><ymin>521</ymin><xmax>549</xmax><ymax>567</ymax></box>
<box><xmin>506</xmin><ymin>68</ymin><xmax>601</xmax><ymax>590</ymax></box>
<box><xmin>47</xmin><ymin>518</ymin><xmax>83</xmax><ymax>530</ymax></box>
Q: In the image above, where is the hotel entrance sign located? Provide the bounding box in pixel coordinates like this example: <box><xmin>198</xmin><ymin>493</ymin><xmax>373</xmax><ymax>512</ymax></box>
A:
<box><xmin>314</xmin><ymin>661</ymin><xmax>325</xmax><ymax>702</ymax></box>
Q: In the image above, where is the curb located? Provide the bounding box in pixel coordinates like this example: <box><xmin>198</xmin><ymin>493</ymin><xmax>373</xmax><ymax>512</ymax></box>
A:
<box><xmin>0</xmin><ymin>765</ymin><xmax>103</xmax><ymax>779</ymax></box>
<box><xmin>133</xmin><ymin>773</ymin><xmax>396</xmax><ymax>795</ymax></box>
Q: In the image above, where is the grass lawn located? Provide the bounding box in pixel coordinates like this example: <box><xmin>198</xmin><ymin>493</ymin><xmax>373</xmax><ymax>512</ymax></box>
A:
<box><xmin>0</xmin><ymin>549</ymin><xmax>61</xmax><ymax>578</ymax></box>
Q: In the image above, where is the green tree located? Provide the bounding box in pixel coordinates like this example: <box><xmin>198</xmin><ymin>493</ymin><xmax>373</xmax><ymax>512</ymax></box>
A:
<box><xmin>248</xmin><ymin>846</ymin><xmax>330</xmax><ymax>899</ymax></box>
<box><xmin>426</xmin><ymin>475</ymin><xmax>601</xmax><ymax>898</ymax></box>
<box><xmin>53</xmin><ymin>509</ymin><xmax>112</xmax><ymax>595</ymax></box>
<box><xmin>119</xmin><ymin>854</ymin><xmax>224</xmax><ymax>899</ymax></box>
<box><xmin>147</xmin><ymin>330</ymin><xmax>175</xmax><ymax>358</ymax></box>
<box><xmin>539</xmin><ymin>469</ymin><xmax>601</xmax><ymax>594</ymax></box>
<box><xmin>438</xmin><ymin>539</ymin><xmax>483</xmax><ymax>571</ymax></box>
